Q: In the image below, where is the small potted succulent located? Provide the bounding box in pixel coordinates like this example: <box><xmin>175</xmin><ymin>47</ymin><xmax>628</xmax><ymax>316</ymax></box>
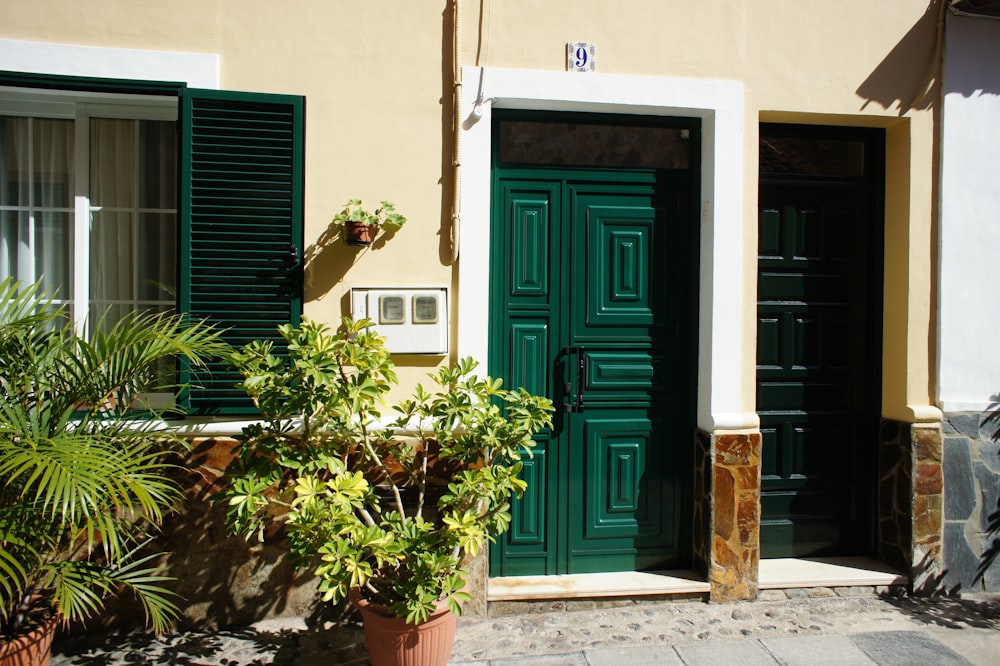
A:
<box><xmin>332</xmin><ymin>199</ymin><xmax>407</xmax><ymax>246</ymax></box>
<box><xmin>216</xmin><ymin>317</ymin><xmax>553</xmax><ymax>665</ymax></box>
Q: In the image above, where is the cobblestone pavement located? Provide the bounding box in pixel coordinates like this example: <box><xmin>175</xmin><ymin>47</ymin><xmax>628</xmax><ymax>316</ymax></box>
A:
<box><xmin>51</xmin><ymin>593</ymin><xmax>1000</xmax><ymax>665</ymax></box>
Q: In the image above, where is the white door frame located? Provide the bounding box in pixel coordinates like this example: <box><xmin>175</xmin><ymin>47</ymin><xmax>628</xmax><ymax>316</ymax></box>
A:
<box><xmin>456</xmin><ymin>66</ymin><xmax>754</xmax><ymax>432</ymax></box>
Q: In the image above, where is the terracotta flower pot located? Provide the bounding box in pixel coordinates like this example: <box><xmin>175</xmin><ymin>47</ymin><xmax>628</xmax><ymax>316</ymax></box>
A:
<box><xmin>349</xmin><ymin>588</ymin><xmax>457</xmax><ymax>666</ymax></box>
<box><xmin>0</xmin><ymin>614</ymin><xmax>58</xmax><ymax>666</ymax></box>
<box><xmin>344</xmin><ymin>221</ymin><xmax>376</xmax><ymax>246</ymax></box>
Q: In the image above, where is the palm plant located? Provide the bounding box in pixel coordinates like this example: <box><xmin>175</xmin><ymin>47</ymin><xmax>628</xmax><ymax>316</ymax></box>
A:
<box><xmin>0</xmin><ymin>278</ymin><xmax>229</xmax><ymax>640</ymax></box>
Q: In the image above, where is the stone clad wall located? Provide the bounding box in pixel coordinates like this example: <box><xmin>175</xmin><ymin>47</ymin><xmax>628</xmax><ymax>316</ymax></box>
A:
<box><xmin>941</xmin><ymin>413</ymin><xmax>1000</xmax><ymax>592</ymax></box>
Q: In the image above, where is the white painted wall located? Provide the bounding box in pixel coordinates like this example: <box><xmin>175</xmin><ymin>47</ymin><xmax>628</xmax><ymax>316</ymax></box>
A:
<box><xmin>938</xmin><ymin>15</ymin><xmax>1000</xmax><ymax>412</ymax></box>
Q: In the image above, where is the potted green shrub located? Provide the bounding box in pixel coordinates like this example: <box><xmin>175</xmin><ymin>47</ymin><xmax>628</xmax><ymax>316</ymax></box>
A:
<box><xmin>217</xmin><ymin>317</ymin><xmax>553</xmax><ymax>665</ymax></box>
<box><xmin>0</xmin><ymin>278</ymin><xmax>229</xmax><ymax>665</ymax></box>
<box><xmin>332</xmin><ymin>199</ymin><xmax>407</xmax><ymax>246</ymax></box>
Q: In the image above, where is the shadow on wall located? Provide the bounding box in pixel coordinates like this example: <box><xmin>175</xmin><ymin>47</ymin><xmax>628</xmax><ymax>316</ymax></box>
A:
<box><xmin>856</xmin><ymin>0</ymin><xmax>943</xmax><ymax>114</ymax></box>
<box><xmin>97</xmin><ymin>440</ymin><xmax>353</xmax><ymax>632</ymax></box>
<box><xmin>940</xmin><ymin>6</ymin><xmax>1000</xmax><ymax>99</ymax></box>
<box><xmin>302</xmin><ymin>219</ymin><xmax>403</xmax><ymax>304</ymax></box>
<box><xmin>855</xmin><ymin>0</ymin><xmax>1000</xmax><ymax>111</ymax></box>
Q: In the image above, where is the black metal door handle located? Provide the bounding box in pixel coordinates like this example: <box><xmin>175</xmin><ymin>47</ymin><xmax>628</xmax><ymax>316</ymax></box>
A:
<box><xmin>562</xmin><ymin>346</ymin><xmax>586</xmax><ymax>413</ymax></box>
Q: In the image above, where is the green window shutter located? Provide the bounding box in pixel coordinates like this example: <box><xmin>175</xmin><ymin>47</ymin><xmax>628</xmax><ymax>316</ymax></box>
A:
<box><xmin>179</xmin><ymin>88</ymin><xmax>304</xmax><ymax>415</ymax></box>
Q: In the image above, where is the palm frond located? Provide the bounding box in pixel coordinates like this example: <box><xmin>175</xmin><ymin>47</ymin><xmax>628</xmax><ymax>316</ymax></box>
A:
<box><xmin>1</xmin><ymin>433</ymin><xmax>171</xmax><ymax>523</ymax></box>
<box><xmin>106</xmin><ymin>549</ymin><xmax>182</xmax><ymax>633</ymax></box>
<box><xmin>42</xmin><ymin>560</ymin><xmax>111</xmax><ymax>627</ymax></box>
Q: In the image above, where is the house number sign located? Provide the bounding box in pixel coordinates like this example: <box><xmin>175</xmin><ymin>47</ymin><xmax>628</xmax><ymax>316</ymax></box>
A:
<box><xmin>567</xmin><ymin>42</ymin><xmax>596</xmax><ymax>72</ymax></box>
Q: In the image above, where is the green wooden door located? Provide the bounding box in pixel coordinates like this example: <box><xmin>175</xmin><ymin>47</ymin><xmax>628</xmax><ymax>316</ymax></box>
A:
<box><xmin>489</xmin><ymin>163</ymin><xmax>697</xmax><ymax>576</ymax></box>
<box><xmin>757</xmin><ymin>125</ymin><xmax>883</xmax><ymax>557</ymax></box>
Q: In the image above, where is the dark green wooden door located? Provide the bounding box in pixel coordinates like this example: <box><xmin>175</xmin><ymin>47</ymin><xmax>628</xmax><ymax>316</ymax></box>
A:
<box><xmin>489</xmin><ymin>170</ymin><xmax>696</xmax><ymax>576</ymax></box>
<box><xmin>757</xmin><ymin>125</ymin><xmax>883</xmax><ymax>557</ymax></box>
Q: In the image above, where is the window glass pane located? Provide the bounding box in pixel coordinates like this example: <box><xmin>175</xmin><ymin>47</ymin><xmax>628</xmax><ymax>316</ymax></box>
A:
<box><xmin>0</xmin><ymin>210</ymin><xmax>24</xmax><ymax>284</ymax></box>
<box><xmin>139</xmin><ymin>120</ymin><xmax>176</xmax><ymax>209</ymax></box>
<box><xmin>0</xmin><ymin>117</ymin><xmax>74</xmax><ymax>212</ymax></box>
<box><xmin>90</xmin><ymin>117</ymin><xmax>136</xmax><ymax>208</ymax></box>
<box><xmin>32</xmin><ymin>118</ymin><xmax>74</xmax><ymax>209</ymax></box>
<box><xmin>0</xmin><ymin>116</ymin><xmax>29</xmax><ymax>206</ymax></box>
<box><xmin>1</xmin><ymin>209</ymin><xmax>71</xmax><ymax>299</ymax></box>
<box><xmin>760</xmin><ymin>135</ymin><xmax>865</xmax><ymax>177</ymax></box>
<box><xmin>36</xmin><ymin>211</ymin><xmax>72</xmax><ymax>299</ymax></box>
<box><xmin>88</xmin><ymin>302</ymin><xmax>129</xmax><ymax>337</ymax></box>
<box><xmin>90</xmin><ymin>209</ymin><xmax>135</xmax><ymax>307</ymax></box>
<box><xmin>499</xmin><ymin>120</ymin><xmax>691</xmax><ymax>169</ymax></box>
<box><xmin>137</xmin><ymin>212</ymin><xmax>176</xmax><ymax>302</ymax></box>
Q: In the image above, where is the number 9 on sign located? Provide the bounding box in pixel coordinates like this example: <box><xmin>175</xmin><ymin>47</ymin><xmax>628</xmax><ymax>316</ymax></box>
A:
<box><xmin>566</xmin><ymin>42</ymin><xmax>596</xmax><ymax>72</ymax></box>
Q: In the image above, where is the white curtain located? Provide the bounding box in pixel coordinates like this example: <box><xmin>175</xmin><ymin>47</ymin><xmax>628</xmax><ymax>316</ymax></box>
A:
<box><xmin>0</xmin><ymin>116</ymin><xmax>74</xmax><ymax>303</ymax></box>
<box><xmin>89</xmin><ymin>117</ymin><xmax>135</xmax><ymax>329</ymax></box>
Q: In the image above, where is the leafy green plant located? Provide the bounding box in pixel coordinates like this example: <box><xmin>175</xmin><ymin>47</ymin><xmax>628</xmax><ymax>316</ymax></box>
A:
<box><xmin>0</xmin><ymin>278</ymin><xmax>230</xmax><ymax>638</ymax></box>
<box><xmin>217</xmin><ymin>317</ymin><xmax>553</xmax><ymax>624</ymax></box>
<box><xmin>331</xmin><ymin>199</ymin><xmax>407</xmax><ymax>233</ymax></box>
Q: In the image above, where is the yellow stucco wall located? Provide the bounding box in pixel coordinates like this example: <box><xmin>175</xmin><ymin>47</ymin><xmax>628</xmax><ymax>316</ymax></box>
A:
<box><xmin>1</xmin><ymin>0</ymin><xmax>941</xmax><ymax>420</ymax></box>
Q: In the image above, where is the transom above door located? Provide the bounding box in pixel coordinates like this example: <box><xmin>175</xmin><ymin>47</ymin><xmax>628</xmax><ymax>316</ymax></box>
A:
<box><xmin>488</xmin><ymin>112</ymin><xmax>700</xmax><ymax>576</ymax></box>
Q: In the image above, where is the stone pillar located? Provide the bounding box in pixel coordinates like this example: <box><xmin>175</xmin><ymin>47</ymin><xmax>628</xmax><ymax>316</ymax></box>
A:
<box><xmin>912</xmin><ymin>424</ymin><xmax>944</xmax><ymax>593</ymax></box>
<box><xmin>704</xmin><ymin>431</ymin><xmax>762</xmax><ymax>602</ymax></box>
<box><xmin>877</xmin><ymin>420</ymin><xmax>945</xmax><ymax>594</ymax></box>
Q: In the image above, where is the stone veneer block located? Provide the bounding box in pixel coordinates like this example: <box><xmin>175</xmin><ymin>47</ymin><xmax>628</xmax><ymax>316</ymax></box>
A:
<box><xmin>877</xmin><ymin>422</ymin><xmax>911</xmax><ymax>575</ymax></box>
<box><xmin>708</xmin><ymin>433</ymin><xmax>761</xmax><ymax>602</ymax></box>
<box><xmin>692</xmin><ymin>431</ymin><xmax>712</xmax><ymax>579</ymax></box>
<box><xmin>942</xmin><ymin>521</ymin><xmax>982</xmax><ymax>592</ymax></box>
<box><xmin>944</xmin><ymin>438</ymin><xmax>976</xmax><ymax>521</ymax></box>
<box><xmin>983</xmin><ymin>534</ymin><xmax>1000</xmax><ymax>590</ymax></box>
<box><xmin>944</xmin><ymin>413</ymin><xmax>981</xmax><ymax>440</ymax></box>
<box><xmin>983</xmin><ymin>439</ymin><xmax>1000</xmax><ymax>472</ymax></box>
<box><xmin>911</xmin><ymin>425</ymin><xmax>944</xmax><ymax>594</ymax></box>
<box><xmin>974</xmin><ymin>461</ymin><xmax>1000</xmax><ymax>534</ymax></box>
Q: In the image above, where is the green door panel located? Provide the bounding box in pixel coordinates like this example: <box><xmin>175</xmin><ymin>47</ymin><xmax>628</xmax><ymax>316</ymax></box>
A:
<box><xmin>503</xmin><ymin>438</ymin><xmax>556</xmax><ymax>575</ymax></box>
<box><xmin>509</xmin><ymin>322</ymin><xmax>549</xmax><ymax>398</ymax></box>
<box><xmin>577</xmin><ymin>199</ymin><xmax>662</xmax><ymax>330</ymax></box>
<box><xmin>490</xmin><ymin>147</ymin><xmax>697</xmax><ymax>576</ymax></box>
<box><xmin>566</xmin><ymin>410</ymin><xmax>680</xmax><ymax>573</ymax></box>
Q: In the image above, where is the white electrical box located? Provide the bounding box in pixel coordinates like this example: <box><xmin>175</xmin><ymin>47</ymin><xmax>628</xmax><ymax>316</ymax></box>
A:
<box><xmin>350</xmin><ymin>288</ymin><xmax>449</xmax><ymax>355</ymax></box>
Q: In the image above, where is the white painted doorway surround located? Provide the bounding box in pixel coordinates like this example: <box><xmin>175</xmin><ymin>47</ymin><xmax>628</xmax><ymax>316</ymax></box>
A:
<box><xmin>456</xmin><ymin>66</ymin><xmax>755</xmax><ymax>432</ymax></box>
